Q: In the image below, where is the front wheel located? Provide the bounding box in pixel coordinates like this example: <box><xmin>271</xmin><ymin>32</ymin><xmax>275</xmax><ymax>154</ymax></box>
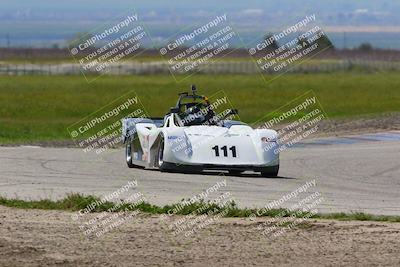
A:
<box><xmin>260</xmin><ymin>165</ymin><xmax>279</xmax><ymax>178</ymax></box>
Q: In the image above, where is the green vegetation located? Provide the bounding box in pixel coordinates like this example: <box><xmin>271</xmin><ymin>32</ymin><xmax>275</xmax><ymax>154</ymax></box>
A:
<box><xmin>0</xmin><ymin>72</ymin><xmax>399</xmax><ymax>143</ymax></box>
<box><xmin>1</xmin><ymin>193</ymin><xmax>399</xmax><ymax>222</ymax></box>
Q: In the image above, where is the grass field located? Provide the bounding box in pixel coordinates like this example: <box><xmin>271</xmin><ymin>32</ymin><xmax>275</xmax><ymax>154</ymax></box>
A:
<box><xmin>0</xmin><ymin>72</ymin><xmax>399</xmax><ymax>143</ymax></box>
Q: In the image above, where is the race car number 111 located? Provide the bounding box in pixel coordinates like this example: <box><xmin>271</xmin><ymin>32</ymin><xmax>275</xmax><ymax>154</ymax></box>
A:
<box><xmin>212</xmin><ymin>145</ymin><xmax>237</xmax><ymax>157</ymax></box>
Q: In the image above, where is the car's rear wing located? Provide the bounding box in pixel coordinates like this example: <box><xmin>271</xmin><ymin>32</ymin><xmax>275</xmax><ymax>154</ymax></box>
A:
<box><xmin>121</xmin><ymin>117</ymin><xmax>163</xmax><ymax>143</ymax></box>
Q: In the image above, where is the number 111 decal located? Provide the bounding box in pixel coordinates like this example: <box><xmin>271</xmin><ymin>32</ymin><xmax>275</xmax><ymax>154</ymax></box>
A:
<box><xmin>212</xmin><ymin>145</ymin><xmax>237</xmax><ymax>157</ymax></box>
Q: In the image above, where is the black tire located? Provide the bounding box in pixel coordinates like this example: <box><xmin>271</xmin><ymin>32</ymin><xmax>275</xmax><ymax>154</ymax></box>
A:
<box><xmin>125</xmin><ymin>140</ymin><xmax>141</xmax><ymax>168</ymax></box>
<box><xmin>157</xmin><ymin>134</ymin><xmax>166</xmax><ymax>171</ymax></box>
<box><xmin>260</xmin><ymin>165</ymin><xmax>279</xmax><ymax>178</ymax></box>
<box><xmin>228</xmin><ymin>170</ymin><xmax>244</xmax><ymax>176</ymax></box>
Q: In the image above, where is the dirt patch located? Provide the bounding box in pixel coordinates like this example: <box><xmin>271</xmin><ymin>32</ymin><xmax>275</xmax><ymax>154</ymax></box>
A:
<box><xmin>314</xmin><ymin>112</ymin><xmax>400</xmax><ymax>137</ymax></box>
<box><xmin>1</xmin><ymin>206</ymin><xmax>399</xmax><ymax>266</ymax></box>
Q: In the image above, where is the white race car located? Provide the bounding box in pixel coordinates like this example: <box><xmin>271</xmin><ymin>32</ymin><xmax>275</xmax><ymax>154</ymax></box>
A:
<box><xmin>121</xmin><ymin>86</ymin><xmax>280</xmax><ymax>177</ymax></box>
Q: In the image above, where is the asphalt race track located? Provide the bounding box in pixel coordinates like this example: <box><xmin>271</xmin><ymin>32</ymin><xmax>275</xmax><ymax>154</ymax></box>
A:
<box><xmin>1</xmin><ymin>132</ymin><xmax>399</xmax><ymax>215</ymax></box>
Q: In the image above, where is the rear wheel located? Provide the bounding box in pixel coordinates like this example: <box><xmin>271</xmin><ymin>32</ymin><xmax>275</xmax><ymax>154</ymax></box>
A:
<box><xmin>260</xmin><ymin>165</ymin><xmax>279</xmax><ymax>178</ymax></box>
<box><xmin>125</xmin><ymin>139</ymin><xmax>141</xmax><ymax>168</ymax></box>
